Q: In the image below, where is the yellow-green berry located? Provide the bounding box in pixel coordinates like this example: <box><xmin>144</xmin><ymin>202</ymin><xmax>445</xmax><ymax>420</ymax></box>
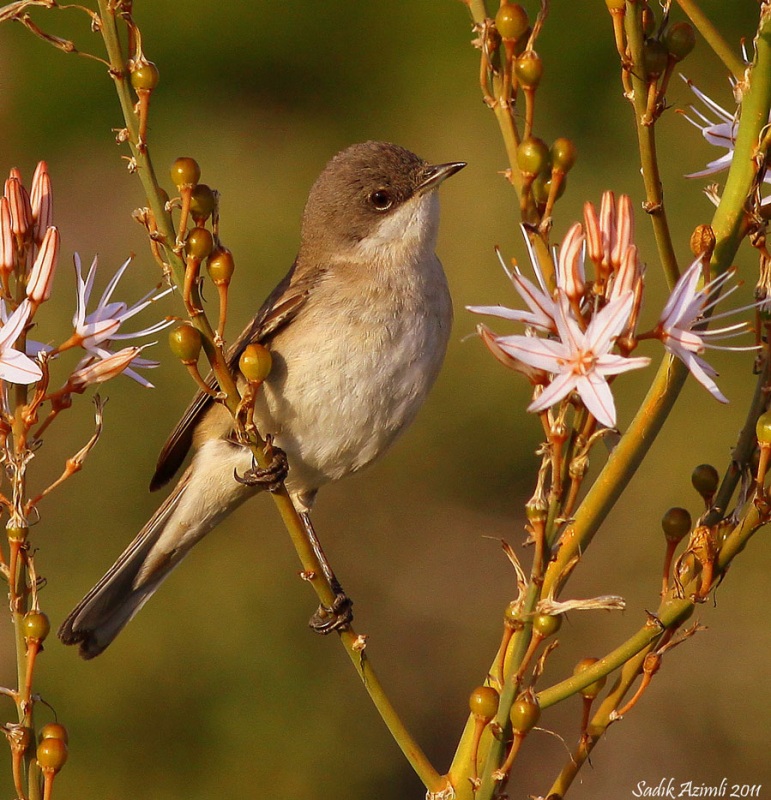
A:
<box><xmin>207</xmin><ymin>248</ymin><xmax>235</xmax><ymax>285</ymax></box>
<box><xmin>36</xmin><ymin>738</ymin><xmax>68</xmax><ymax>772</ymax></box>
<box><xmin>551</xmin><ymin>138</ymin><xmax>577</xmax><ymax>173</ymax></box>
<box><xmin>170</xmin><ymin>157</ymin><xmax>201</xmax><ymax>188</ymax></box>
<box><xmin>22</xmin><ymin>611</ymin><xmax>50</xmax><ymax>642</ymax></box>
<box><xmin>691</xmin><ymin>463</ymin><xmax>719</xmax><ymax>498</ymax></box>
<box><xmin>531</xmin><ymin>173</ymin><xmax>566</xmax><ymax>205</ymax></box>
<box><xmin>756</xmin><ymin>411</ymin><xmax>771</xmax><ymax>444</ymax></box>
<box><xmin>39</xmin><ymin>723</ymin><xmax>69</xmax><ymax>745</ymax></box>
<box><xmin>664</xmin><ymin>21</ymin><xmax>696</xmax><ymax>61</ymax></box>
<box><xmin>468</xmin><ymin>685</ymin><xmax>500</xmax><ymax>722</ymax></box>
<box><xmin>495</xmin><ymin>3</ymin><xmax>529</xmax><ymax>40</ymax></box>
<box><xmin>532</xmin><ymin>613</ymin><xmax>561</xmax><ymax>638</ymax></box>
<box><xmin>185</xmin><ymin>227</ymin><xmax>214</xmax><ymax>260</ymax></box>
<box><xmin>239</xmin><ymin>343</ymin><xmax>272</xmax><ymax>383</ymax></box>
<box><xmin>190</xmin><ymin>184</ymin><xmax>216</xmax><ymax>221</ymax></box>
<box><xmin>517</xmin><ymin>137</ymin><xmax>550</xmax><ymax>176</ymax></box>
<box><xmin>168</xmin><ymin>325</ymin><xmax>202</xmax><ymax>363</ymax></box>
<box><xmin>131</xmin><ymin>61</ymin><xmax>159</xmax><ymax>91</ymax></box>
<box><xmin>643</xmin><ymin>39</ymin><xmax>669</xmax><ymax>79</ymax></box>
<box><xmin>661</xmin><ymin>507</ymin><xmax>692</xmax><ymax>543</ymax></box>
<box><xmin>515</xmin><ymin>50</ymin><xmax>543</xmax><ymax>88</ymax></box>
<box><xmin>573</xmin><ymin>657</ymin><xmax>607</xmax><ymax>699</ymax></box>
<box><xmin>605</xmin><ymin>0</ymin><xmax>625</xmax><ymax>9</ymax></box>
<box><xmin>510</xmin><ymin>692</ymin><xmax>540</xmax><ymax>734</ymax></box>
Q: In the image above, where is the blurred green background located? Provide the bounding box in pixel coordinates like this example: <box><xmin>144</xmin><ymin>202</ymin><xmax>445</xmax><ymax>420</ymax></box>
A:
<box><xmin>1</xmin><ymin>2</ymin><xmax>769</xmax><ymax>798</ymax></box>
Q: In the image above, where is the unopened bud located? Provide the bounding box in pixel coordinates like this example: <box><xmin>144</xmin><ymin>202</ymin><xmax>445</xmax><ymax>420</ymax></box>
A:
<box><xmin>26</xmin><ymin>226</ymin><xmax>59</xmax><ymax>304</ymax></box>
<box><xmin>5</xmin><ymin>175</ymin><xmax>33</xmax><ymax>238</ymax></box>
<box><xmin>71</xmin><ymin>347</ymin><xmax>142</xmax><ymax>391</ymax></box>
<box><xmin>0</xmin><ymin>196</ymin><xmax>13</xmax><ymax>272</ymax></box>
<box><xmin>30</xmin><ymin>161</ymin><xmax>53</xmax><ymax>246</ymax></box>
<box><xmin>557</xmin><ymin>222</ymin><xmax>585</xmax><ymax>301</ymax></box>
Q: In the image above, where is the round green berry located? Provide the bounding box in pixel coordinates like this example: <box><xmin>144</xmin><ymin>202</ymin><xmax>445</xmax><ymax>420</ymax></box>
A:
<box><xmin>468</xmin><ymin>685</ymin><xmax>500</xmax><ymax>721</ymax></box>
<box><xmin>532</xmin><ymin>613</ymin><xmax>561</xmax><ymax>638</ymax></box>
<box><xmin>551</xmin><ymin>138</ymin><xmax>577</xmax><ymax>173</ymax></box>
<box><xmin>185</xmin><ymin>227</ymin><xmax>214</xmax><ymax>260</ymax></box>
<box><xmin>207</xmin><ymin>248</ymin><xmax>235</xmax><ymax>285</ymax></box>
<box><xmin>190</xmin><ymin>184</ymin><xmax>216</xmax><ymax>221</ymax></box>
<box><xmin>756</xmin><ymin>411</ymin><xmax>771</xmax><ymax>444</ymax></box>
<box><xmin>168</xmin><ymin>325</ymin><xmax>202</xmax><ymax>363</ymax></box>
<box><xmin>170</xmin><ymin>157</ymin><xmax>201</xmax><ymax>188</ymax></box>
<box><xmin>691</xmin><ymin>463</ymin><xmax>719</xmax><ymax>498</ymax></box>
<box><xmin>664</xmin><ymin>21</ymin><xmax>696</xmax><ymax>61</ymax></box>
<box><xmin>36</xmin><ymin>738</ymin><xmax>68</xmax><ymax>772</ymax></box>
<box><xmin>510</xmin><ymin>693</ymin><xmax>540</xmax><ymax>734</ymax></box>
<box><xmin>495</xmin><ymin>3</ymin><xmax>529</xmax><ymax>40</ymax></box>
<box><xmin>39</xmin><ymin>723</ymin><xmax>69</xmax><ymax>745</ymax></box>
<box><xmin>643</xmin><ymin>39</ymin><xmax>669</xmax><ymax>79</ymax></box>
<box><xmin>22</xmin><ymin>611</ymin><xmax>50</xmax><ymax>642</ymax></box>
<box><xmin>517</xmin><ymin>137</ymin><xmax>550</xmax><ymax>176</ymax></box>
<box><xmin>239</xmin><ymin>344</ymin><xmax>272</xmax><ymax>383</ymax></box>
<box><xmin>661</xmin><ymin>507</ymin><xmax>692</xmax><ymax>543</ymax></box>
<box><xmin>130</xmin><ymin>61</ymin><xmax>159</xmax><ymax>91</ymax></box>
<box><xmin>515</xmin><ymin>50</ymin><xmax>543</xmax><ymax>88</ymax></box>
<box><xmin>573</xmin><ymin>657</ymin><xmax>607</xmax><ymax>699</ymax></box>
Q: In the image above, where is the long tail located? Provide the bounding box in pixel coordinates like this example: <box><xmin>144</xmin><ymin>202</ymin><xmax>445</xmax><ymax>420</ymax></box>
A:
<box><xmin>58</xmin><ymin>441</ymin><xmax>255</xmax><ymax>658</ymax></box>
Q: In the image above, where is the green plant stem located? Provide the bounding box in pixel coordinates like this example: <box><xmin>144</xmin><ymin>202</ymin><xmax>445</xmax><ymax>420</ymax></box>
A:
<box><xmin>94</xmin><ymin>2</ymin><xmax>444</xmax><ymax>791</ymax></box>
<box><xmin>673</xmin><ymin>0</ymin><xmax>747</xmax><ymax>80</ymax></box>
<box><xmin>624</xmin><ymin>1</ymin><xmax>680</xmax><ymax>287</ymax></box>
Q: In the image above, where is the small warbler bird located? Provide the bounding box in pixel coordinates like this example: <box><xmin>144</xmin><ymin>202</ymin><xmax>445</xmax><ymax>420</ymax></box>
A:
<box><xmin>59</xmin><ymin>141</ymin><xmax>465</xmax><ymax>658</ymax></box>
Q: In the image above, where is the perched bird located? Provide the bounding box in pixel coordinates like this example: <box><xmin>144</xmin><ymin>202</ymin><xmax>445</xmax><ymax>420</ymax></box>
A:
<box><xmin>59</xmin><ymin>141</ymin><xmax>465</xmax><ymax>658</ymax></box>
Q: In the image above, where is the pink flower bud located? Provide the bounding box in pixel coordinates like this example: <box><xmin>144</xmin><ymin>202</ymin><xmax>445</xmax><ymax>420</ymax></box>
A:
<box><xmin>556</xmin><ymin>222</ymin><xmax>585</xmax><ymax>302</ymax></box>
<box><xmin>598</xmin><ymin>190</ymin><xmax>616</xmax><ymax>270</ymax></box>
<box><xmin>70</xmin><ymin>347</ymin><xmax>142</xmax><ymax>391</ymax></box>
<box><xmin>583</xmin><ymin>200</ymin><xmax>602</xmax><ymax>268</ymax></box>
<box><xmin>611</xmin><ymin>194</ymin><xmax>634</xmax><ymax>271</ymax></box>
<box><xmin>4</xmin><ymin>175</ymin><xmax>33</xmax><ymax>239</ymax></box>
<box><xmin>0</xmin><ymin>197</ymin><xmax>13</xmax><ymax>273</ymax></box>
<box><xmin>30</xmin><ymin>162</ymin><xmax>53</xmax><ymax>247</ymax></box>
<box><xmin>27</xmin><ymin>226</ymin><xmax>59</xmax><ymax>305</ymax></box>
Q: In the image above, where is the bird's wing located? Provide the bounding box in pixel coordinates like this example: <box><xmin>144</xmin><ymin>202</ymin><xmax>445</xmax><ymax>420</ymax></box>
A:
<box><xmin>149</xmin><ymin>260</ymin><xmax>313</xmax><ymax>491</ymax></box>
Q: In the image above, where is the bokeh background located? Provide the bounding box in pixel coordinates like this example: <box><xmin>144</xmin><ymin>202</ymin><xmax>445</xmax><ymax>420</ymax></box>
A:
<box><xmin>0</xmin><ymin>2</ymin><xmax>769</xmax><ymax>798</ymax></box>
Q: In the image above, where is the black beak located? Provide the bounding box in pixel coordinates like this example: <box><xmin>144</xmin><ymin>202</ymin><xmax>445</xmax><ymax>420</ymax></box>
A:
<box><xmin>417</xmin><ymin>161</ymin><xmax>467</xmax><ymax>194</ymax></box>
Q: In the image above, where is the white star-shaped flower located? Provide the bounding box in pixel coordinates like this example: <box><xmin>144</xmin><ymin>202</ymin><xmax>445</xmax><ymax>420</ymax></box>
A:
<box><xmin>495</xmin><ymin>291</ymin><xmax>650</xmax><ymax>427</ymax></box>
<box><xmin>655</xmin><ymin>257</ymin><xmax>758</xmax><ymax>403</ymax></box>
<box><xmin>0</xmin><ymin>300</ymin><xmax>42</xmax><ymax>385</ymax></box>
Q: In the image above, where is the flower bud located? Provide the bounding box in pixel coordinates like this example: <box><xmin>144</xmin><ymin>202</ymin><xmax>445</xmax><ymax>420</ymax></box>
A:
<box><xmin>26</xmin><ymin>226</ymin><xmax>59</xmax><ymax>304</ymax></box>
<box><xmin>71</xmin><ymin>347</ymin><xmax>143</xmax><ymax>391</ymax></box>
<box><xmin>556</xmin><ymin>222</ymin><xmax>585</xmax><ymax>301</ymax></box>
<box><xmin>30</xmin><ymin>162</ymin><xmax>53</xmax><ymax>246</ymax></box>
<box><xmin>0</xmin><ymin>196</ymin><xmax>13</xmax><ymax>272</ymax></box>
<box><xmin>5</xmin><ymin>175</ymin><xmax>33</xmax><ymax>238</ymax></box>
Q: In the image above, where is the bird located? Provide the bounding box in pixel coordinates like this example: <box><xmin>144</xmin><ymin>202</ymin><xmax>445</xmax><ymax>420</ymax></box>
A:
<box><xmin>58</xmin><ymin>140</ymin><xmax>465</xmax><ymax>659</ymax></box>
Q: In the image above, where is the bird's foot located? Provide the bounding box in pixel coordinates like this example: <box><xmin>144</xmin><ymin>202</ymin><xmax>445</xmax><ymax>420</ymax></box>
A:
<box><xmin>233</xmin><ymin>444</ymin><xmax>288</xmax><ymax>493</ymax></box>
<box><xmin>309</xmin><ymin>592</ymin><xmax>354</xmax><ymax>635</ymax></box>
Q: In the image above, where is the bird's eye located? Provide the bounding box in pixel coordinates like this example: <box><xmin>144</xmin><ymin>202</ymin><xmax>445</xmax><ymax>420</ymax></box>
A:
<box><xmin>369</xmin><ymin>189</ymin><xmax>393</xmax><ymax>211</ymax></box>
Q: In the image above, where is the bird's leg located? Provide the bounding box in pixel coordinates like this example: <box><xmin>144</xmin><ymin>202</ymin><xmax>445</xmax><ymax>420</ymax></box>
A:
<box><xmin>233</xmin><ymin>435</ymin><xmax>289</xmax><ymax>493</ymax></box>
<box><xmin>300</xmin><ymin>511</ymin><xmax>354</xmax><ymax>634</ymax></box>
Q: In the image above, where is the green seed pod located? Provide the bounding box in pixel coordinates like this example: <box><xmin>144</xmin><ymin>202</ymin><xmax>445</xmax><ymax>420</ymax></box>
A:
<box><xmin>131</xmin><ymin>61</ymin><xmax>160</xmax><ymax>91</ymax></box>
<box><xmin>510</xmin><ymin>691</ymin><xmax>540</xmax><ymax>734</ymax></box>
<box><xmin>691</xmin><ymin>463</ymin><xmax>719</xmax><ymax>498</ymax></box>
<box><xmin>531</xmin><ymin>173</ymin><xmax>566</xmax><ymax>206</ymax></box>
<box><xmin>39</xmin><ymin>723</ymin><xmax>69</xmax><ymax>745</ymax></box>
<box><xmin>515</xmin><ymin>50</ymin><xmax>543</xmax><ymax>88</ymax></box>
<box><xmin>532</xmin><ymin>613</ymin><xmax>561</xmax><ymax>638</ymax></box>
<box><xmin>661</xmin><ymin>507</ymin><xmax>692</xmax><ymax>543</ymax></box>
<box><xmin>504</xmin><ymin>600</ymin><xmax>524</xmax><ymax>629</ymax></box>
<box><xmin>239</xmin><ymin>343</ymin><xmax>272</xmax><ymax>383</ymax></box>
<box><xmin>573</xmin><ymin>657</ymin><xmax>607</xmax><ymax>699</ymax></box>
<box><xmin>190</xmin><ymin>184</ymin><xmax>216</xmax><ymax>222</ymax></box>
<box><xmin>756</xmin><ymin>411</ymin><xmax>771</xmax><ymax>444</ymax></box>
<box><xmin>168</xmin><ymin>325</ymin><xmax>202</xmax><ymax>363</ymax></box>
<box><xmin>495</xmin><ymin>3</ymin><xmax>529</xmax><ymax>40</ymax></box>
<box><xmin>643</xmin><ymin>39</ymin><xmax>669</xmax><ymax>79</ymax></box>
<box><xmin>207</xmin><ymin>248</ymin><xmax>235</xmax><ymax>285</ymax></box>
<box><xmin>22</xmin><ymin>611</ymin><xmax>50</xmax><ymax>642</ymax></box>
<box><xmin>468</xmin><ymin>685</ymin><xmax>500</xmax><ymax>722</ymax></box>
<box><xmin>551</xmin><ymin>138</ymin><xmax>577</xmax><ymax>173</ymax></box>
<box><xmin>517</xmin><ymin>137</ymin><xmax>550</xmax><ymax>177</ymax></box>
<box><xmin>36</xmin><ymin>738</ymin><xmax>68</xmax><ymax>772</ymax></box>
<box><xmin>170</xmin><ymin>157</ymin><xmax>201</xmax><ymax>188</ymax></box>
<box><xmin>664</xmin><ymin>21</ymin><xmax>696</xmax><ymax>61</ymax></box>
<box><xmin>185</xmin><ymin>227</ymin><xmax>214</xmax><ymax>260</ymax></box>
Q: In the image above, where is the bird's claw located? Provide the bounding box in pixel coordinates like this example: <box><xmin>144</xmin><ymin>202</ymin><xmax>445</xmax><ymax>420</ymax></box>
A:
<box><xmin>309</xmin><ymin>592</ymin><xmax>354</xmax><ymax>634</ymax></box>
<box><xmin>233</xmin><ymin>446</ymin><xmax>289</xmax><ymax>492</ymax></box>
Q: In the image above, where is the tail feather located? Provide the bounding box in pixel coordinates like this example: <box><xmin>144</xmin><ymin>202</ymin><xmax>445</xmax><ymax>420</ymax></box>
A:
<box><xmin>58</xmin><ymin>473</ymin><xmax>191</xmax><ymax>659</ymax></box>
